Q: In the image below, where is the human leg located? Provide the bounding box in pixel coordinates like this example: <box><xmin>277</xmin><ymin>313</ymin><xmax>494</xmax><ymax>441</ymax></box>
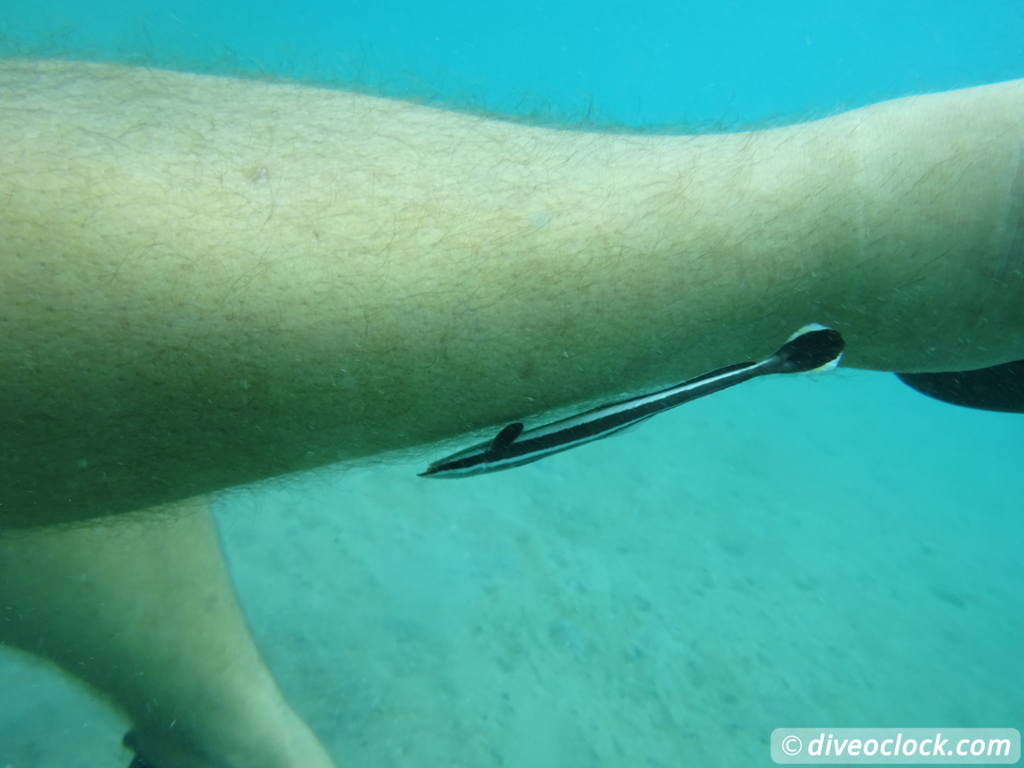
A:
<box><xmin>1</xmin><ymin>61</ymin><xmax>1022</xmax><ymax>526</ymax></box>
<box><xmin>0</xmin><ymin>497</ymin><xmax>334</xmax><ymax>768</ymax></box>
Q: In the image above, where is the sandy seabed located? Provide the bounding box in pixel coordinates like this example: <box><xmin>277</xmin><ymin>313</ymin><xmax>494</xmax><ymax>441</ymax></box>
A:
<box><xmin>2</xmin><ymin>369</ymin><xmax>1020</xmax><ymax>767</ymax></box>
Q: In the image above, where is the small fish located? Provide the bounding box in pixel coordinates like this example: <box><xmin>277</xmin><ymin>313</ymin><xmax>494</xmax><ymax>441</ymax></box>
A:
<box><xmin>420</xmin><ymin>323</ymin><xmax>844</xmax><ymax>478</ymax></box>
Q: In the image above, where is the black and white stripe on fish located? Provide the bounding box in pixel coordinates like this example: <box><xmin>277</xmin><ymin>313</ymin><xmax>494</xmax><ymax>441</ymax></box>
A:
<box><xmin>419</xmin><ymin>323</ymin><xmax>844</xmax><ymax>479</ymax></box>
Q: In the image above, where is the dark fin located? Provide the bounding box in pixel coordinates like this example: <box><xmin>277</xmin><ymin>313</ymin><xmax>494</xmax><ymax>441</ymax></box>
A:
<box><xmin>490</xmin><ymin>422</ymin><xmax>524</xmax><ymax>453</ymax></box>
<box><xmin>896</xmin><ymin>360</ymin><xmax>1024</xmax><ymax>413</ymax></box>
<box><xmin>775</xmin><ymin>324</ymin><xmax>845</xmax><ymax>373</ymax></box>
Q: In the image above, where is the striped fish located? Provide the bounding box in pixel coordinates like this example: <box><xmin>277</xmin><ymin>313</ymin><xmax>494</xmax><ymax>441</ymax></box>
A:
<box><xmin>420</xmin><ymin>323</ymin><xmax>844</xmax><ymax>478</ymax></box>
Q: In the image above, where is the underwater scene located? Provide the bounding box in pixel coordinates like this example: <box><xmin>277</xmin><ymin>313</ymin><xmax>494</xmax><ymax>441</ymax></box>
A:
<box><xmin>1</xmin><ymin>1</ymin><xmax>1022</xmax><ymax>766</ymax></box>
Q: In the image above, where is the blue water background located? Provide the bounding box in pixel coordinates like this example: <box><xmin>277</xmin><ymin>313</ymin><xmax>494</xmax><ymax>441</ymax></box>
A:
<box><xmin>1</xmin><ymin>2</ymin><xmax>1022</xmax><ymax>766</ymax></box>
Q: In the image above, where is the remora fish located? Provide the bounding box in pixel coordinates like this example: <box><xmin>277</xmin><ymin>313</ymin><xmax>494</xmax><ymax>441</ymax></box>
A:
<box><xmin>420</xmin><ymin>323</ymin><xmax>844</xmax><ymax>478</ymax></box>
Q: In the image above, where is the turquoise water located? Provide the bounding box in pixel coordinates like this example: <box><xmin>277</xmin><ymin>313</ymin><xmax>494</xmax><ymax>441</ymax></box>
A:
<box><xmin>2</xmin><ymin>2</ymin><xmax>1023</xmax><ymax>766</ymax></box>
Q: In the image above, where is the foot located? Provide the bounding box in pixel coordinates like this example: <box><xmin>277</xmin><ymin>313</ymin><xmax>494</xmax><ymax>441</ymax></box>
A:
<box><xmin>122</xmin><ymin>695</ymin><xmax>335</xmax><ymax>768</ymax></box>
